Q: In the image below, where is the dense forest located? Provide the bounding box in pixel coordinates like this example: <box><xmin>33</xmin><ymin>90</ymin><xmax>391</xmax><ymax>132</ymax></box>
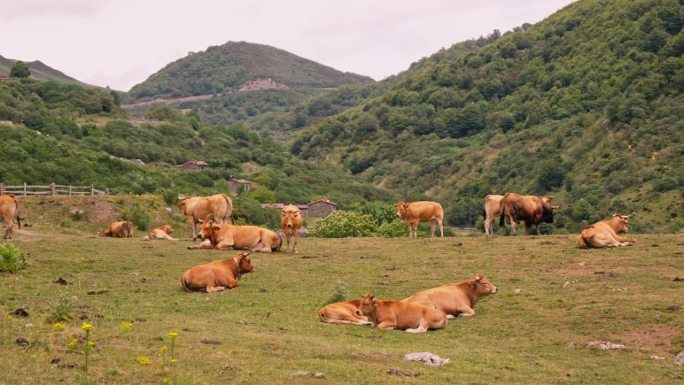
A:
<box><xmin>290</xmin><ymin>0</ymin><xmax>684</xmax><ymax>232</ymax></box>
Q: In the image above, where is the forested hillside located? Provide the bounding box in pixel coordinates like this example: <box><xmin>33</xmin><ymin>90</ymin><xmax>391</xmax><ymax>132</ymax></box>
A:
<box><xmin>291</xmin><ymin>0</ymin><xmax>684</xmax><ymax>232</ymax></box>
<box><xmin>0</xmin><ymin>78</ymin><xmax>390</xmax><ymax>227</ymax></box>
<box><xmin>0</xmin><ymin>55</ymin><xmax>89</xmax><ymax>86</ymax></box>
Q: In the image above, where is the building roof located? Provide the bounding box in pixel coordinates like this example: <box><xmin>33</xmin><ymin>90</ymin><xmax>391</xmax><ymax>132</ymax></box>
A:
<box><xmin>308</xmin><ymin>199</ymin><xmax>337</xmax><ymax>207</ymax></box>
<box><xmin>229</xmin><ymin>178</ymin><xmax>253</xmax><ymax>184</ymax></box>
<box><xmin>183</xmin><ymin>160</ymin><xmax>209</xmax><ymax>166</ymax></box>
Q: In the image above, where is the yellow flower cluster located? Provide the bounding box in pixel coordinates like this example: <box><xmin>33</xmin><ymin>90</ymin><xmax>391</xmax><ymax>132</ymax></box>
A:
<box><xmin>137</xmin><ymin>356</ymin><xmax>151</xmax><ymax>366</ymax></box>
<box><xmin>119</xmin><ymin>321</ymin><xmax>133</xmax><ymax>331</ymax></box>
<box><xmin>81</xmin><ymin>322</ymin><xmax>94</xmax><ymax>332</ymax></box>
<box><xmin>167</xmin><ymin>332</ymin><xmax>178</xmax><ymax>339</ymax></box>
<box><xmin>67</xmin><ymin>338</ymin><xmax>78</xmax><ymax>349</ymax></box>
<box><xmin>52</xmin><ymin>322</ymin><xmax>64</xmax><ymax>331</ymax></box>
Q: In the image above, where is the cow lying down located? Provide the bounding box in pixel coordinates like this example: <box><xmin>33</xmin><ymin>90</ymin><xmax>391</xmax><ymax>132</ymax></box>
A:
<box><xmin>356</xmin><ymin>294</ymin><xmax>447</xmax><ymax>333</ymax></box>
<box><xmin>181</xmin><ymin>251</ymin><xmax>255</xmax><ymax>292</ymax></box>
<box><xmin>318</xmin><ymin>299</ymin><xmax>371</xmax><ymax>325</ymax></box>
<box><xmin>403</xmin><ymin>274</ymin><xmax>497</xmax><ymax>319</ymax></box>
<box><xmin>144</xmin><ymin>224</ymin><xmax>177</xmax><ymax>241</ymax></box>
<box><xmin>98</xmin><ymin>220</ymin><xmax>134</xmax><ymax>238</ymax></box>
<box><xmin>188</xmin><ymin>220</ymin><xmax>282</xmax><ymax>252</ymax></box>
<box><xmin>578</xmin><ymin>214</ymin><xmax>635</xmax><ymax>248</ymax></box>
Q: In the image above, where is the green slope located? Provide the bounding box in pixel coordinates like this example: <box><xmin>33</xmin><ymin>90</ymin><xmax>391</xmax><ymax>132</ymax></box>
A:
<box><xmin>0</xmin><ymin>54</ymin><xmax>90</xmax><ymax>86</ymax></box>
<box><xmin>291</xmin><ymin>0</ymin><xmax>684</xmax><ymax>232</ymax></box>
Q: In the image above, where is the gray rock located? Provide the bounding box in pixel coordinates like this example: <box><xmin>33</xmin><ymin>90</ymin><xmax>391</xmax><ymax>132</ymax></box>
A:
<box><xmin>403</xmin><ymin>352</ymin><xmax>450</xmax><ymax>366</ymax></box>
<box><xmin>675</xmin><ymin>351</ymin><xmax>684</xmax><ymax>366</ymax></box>
<box><xmin>586</xmin><ymin>341</ymin><xmax>625</xmax><ymax>350</ymax></box>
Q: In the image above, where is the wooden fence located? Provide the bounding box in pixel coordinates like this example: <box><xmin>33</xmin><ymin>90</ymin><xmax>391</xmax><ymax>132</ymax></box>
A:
<box><xmin>0</xmin><ymin>183</ymin><xmax>108</xmax><ymax>196</ymax></box>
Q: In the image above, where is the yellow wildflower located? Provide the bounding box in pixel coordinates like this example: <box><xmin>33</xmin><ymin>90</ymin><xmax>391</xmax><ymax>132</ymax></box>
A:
<box><xmin>160</xmin><ymin>345</ymin><xmax>168</xmax><ymax>352</ymax></box>
<box><xmin>170</xmin><ymin>359</ymin><xmax>178</xmax><ymax>364</ymax></box>
<box><xmin>81</xmin><ymin>322</ymin><xmax>94</xmax><ymax>332</ymax></box>
<box><xmin>86</xmin><ymin>341</ymin><xmax>94</xmax><ymax>347</ymax></box>
<box><xmin>137</xmin><ymin>356</ymin><xmax>151</xmax><ymax>365</ymax></box>
<box><xmin>52</xmin><ymin>322</ymin><xmax>64</xmax><ymax>331</ymax></box>
<box><xmin>119</xmin><ymin>321</ymin><xmax>133</xmax><ymax>331</ymax></box>
<box><xmin>67</xmin><ymin>338</ymin><xmax>78</xmax><ymax>349</ymax></box>
<box><xmin>167</xmin><ymin>332</ymin><xmax>178</xmax><ymax>339</ymax></box>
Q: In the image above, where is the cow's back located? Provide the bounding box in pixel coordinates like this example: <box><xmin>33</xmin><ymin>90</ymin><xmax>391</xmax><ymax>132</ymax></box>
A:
<box><xmin>407</xmin><ymin>201</ymin><xmax>443</xmax><ymax>221</ymax></box>
<box><xmin>484</xmin><ymin>195</ymin><xmax>504</xmax><ymax>217</ymax></box>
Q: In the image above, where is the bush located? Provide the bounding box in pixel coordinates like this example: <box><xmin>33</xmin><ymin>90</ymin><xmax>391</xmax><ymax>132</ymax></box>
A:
<box><xmin>123</xmin><ymin>203</ymin><xmax>152</xmax><ymax>231</ymax></box>
<box><xmin>324</xmin><ymin>281</ymin><xmax>350</xmax><ymax>305</ymax></box>
<box><xmin>376</xmin><ymin>219</ymin><xmax>408</xmax><ymax>237</ymax></box>
<box><xmin>310</xmin><ymin>210</ymin><xmax>376</xmax><ymax>238</ymax></box>
<box><xmin>0</xmin><ymin>243</ymin><xmax>28</xmax><ymax>273</ymax></box>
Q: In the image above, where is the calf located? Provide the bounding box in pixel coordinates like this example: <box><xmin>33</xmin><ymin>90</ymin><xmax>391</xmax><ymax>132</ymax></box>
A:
<box><xmin>281</xmin><ymin>204</ymin><xmax>303</xmax><ymax>253</ymax></box>
<box><xmin>356</xmin><ymin>294</ymin><xmax>447</xmax><ymax>333</ymax></box>
<box><xmin>396</xmin><ymin>201</ymin><xmax>444</xmax><ymax>238</ymax></box>
<box><xmin>98</xmin><ymin>220</ymin><xmax>134</xmax><ymax>238</ymax></box>
<box><xmin>578</xmin><ymin>214</ymin><xmax>635</xmax><ymax>248</ymax></box>
<box><xmin>402</xmin><ymin>274</ymin><xmax>497</xmax><ymax>318</ymax></box>
<box><xmin>319</xmin><ymin>299</ymin><xmax>371</xmax><ymax>325</ymax></box>
<box><xmin>180</xmin><ymin>251</ymin><xmax>255</xmax><ymax>292</ymax></box>
<box><xmin>147</xmin><ymin>224</ymin><xmax>177</xmax><ymax>240</ymax></box>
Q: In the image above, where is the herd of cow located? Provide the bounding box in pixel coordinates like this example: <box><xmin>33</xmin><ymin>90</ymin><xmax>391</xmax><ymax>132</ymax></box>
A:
<box><xmin>0</xmin><ymin>191</ymin><xmax>636</xmax><ymax>333</ymax></box>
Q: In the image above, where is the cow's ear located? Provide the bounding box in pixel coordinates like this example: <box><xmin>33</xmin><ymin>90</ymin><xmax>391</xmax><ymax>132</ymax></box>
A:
<box><xmin>371</xmin><ymin>298</ymin><xmax>376</xmax><ymax>305</ymax></box>
<box><xmin>475</xmin><ymin>274</ymin><xmax>483</xmax><ymax>282</ymax></box>
<box><xmin>403</xmin><ymin>203</ymin><xmax>409</xmax><ymax>209</ymax></box>
<box><xmin>211</xmin><ymin>223</ymin><xmax>221</xmax><ymax>231</ymax></box>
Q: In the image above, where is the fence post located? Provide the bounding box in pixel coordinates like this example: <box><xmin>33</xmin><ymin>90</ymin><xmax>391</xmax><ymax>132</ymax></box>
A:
<box><xmin>23</xmin><ymin>182</ymin><xmax>27</xmax><ymax>197</ymax></box>
<box><xmin>90</xmin><ymin>185</ymin><xmax>94</xmax><ymax>196</ymax></box>
<box><xmin>0</xmin><ymin>183</ymin><xmax>4</xmax><ymax>195</ymax></box>
<box><xmin>69</xmin><ymin>185</ymin><xmax>72</xmax><ymax>196</ymax></box>
<box><xmin>50</xmin><ymin>182</ymin><xmax>56</xmax><ymax>196</ymax></box>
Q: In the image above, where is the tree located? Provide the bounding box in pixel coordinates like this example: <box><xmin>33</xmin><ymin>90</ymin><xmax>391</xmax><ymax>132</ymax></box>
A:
<box><xmin>9</xmin><ymin>61</ymin><xmax>30</xmax><ymax>78</ymax></box>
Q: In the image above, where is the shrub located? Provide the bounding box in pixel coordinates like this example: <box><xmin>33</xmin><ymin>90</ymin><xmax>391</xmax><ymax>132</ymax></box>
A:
<box><xmin>324</xmin><ymin>281</ymin><xmax>350</xmax><ymax>305</ymax></box>
<box><xmin>376</xmin><ymin>219</ymin><xmax>408</xmax><ymax>237</ymax></box>
<box><xmin>46</xmin><ymin>296</ymin><xmax>74</xmax><ymax>324</ymax></box>
<box><xmin>310</xmin><ymin>210</ymin><xmax>376</xmax><ymax>238</ymax></box>
<box><xmin>123</xmin><ymin>203</ymin><xmax>152</xmax><ymax>231</ymax></box>
<box><xmin>0</xmin><ymin>242</ymin><xmax>28</xmax><ymax>273</ymax></box>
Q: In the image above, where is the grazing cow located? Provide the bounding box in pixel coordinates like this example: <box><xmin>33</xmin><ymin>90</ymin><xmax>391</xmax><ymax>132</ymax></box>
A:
<box><xmin>577</xmin><ymin>214</ymin><xmax>636</xmax><ymax>248</ymax></box>
<box><xmin>188</xmin><ymin>220</ymin><xmax>282</xmax><ymax>252</ymax></box>
<box><xmin>177</xmin><ymin>194</ymin><xmax>233</xmax><ymax>240</ymax></box>
<box><xmin>483</xmin><ymin>194</ymin><xmax>504</xmax><ymax>237</ymax></box>
<box><xmin>98</xmin><ymin>221</ymin><xmax>134</xmax><ymax>238</ymax></box>
<box><xmin>499</xmin><ymin>193</ymin><xmax>557</xmax><ymax>235</ymax></box>
<box><xmin>356</xmin><ymin>294</ymin><xmax>447</xmax><ymax>333</ymax></box>
<box><xmin>281</xmin><ymin>204</ymin><xmax>303</xmax><ymax>253</ymax></box>
<box><xmin>180</xmin><ymin>251</ymin><xmax>255</xmax><ymax>292</ymax></box>
<box><xmin>396</xmin><ymin>201</ymin><xmax>444</xmax><ymax>238</ymax></box>
<box><xmin>0</xmin><ymin>194</ymin><xmax>21</xmax><ymax>239</ymax></box>
<box><xmin>147</xmin><ymin>224</ymin><xmax>177</xmax><ymax>241</ymax></box>
<box><xmin>319</xmin><ymin>299</ymin><xmax>371</xmax><ymax>325</ymax></box>
<box><xmin>403</xmin><ymin>274</ymin><xmax>497</xmax><ymax>319</ymax></box>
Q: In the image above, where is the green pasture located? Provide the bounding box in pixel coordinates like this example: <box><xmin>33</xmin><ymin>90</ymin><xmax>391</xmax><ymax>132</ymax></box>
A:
<box><xmin>0</xmin><ymin>228</ymin><xmax>683</xmax><ymax>384</ymax></box>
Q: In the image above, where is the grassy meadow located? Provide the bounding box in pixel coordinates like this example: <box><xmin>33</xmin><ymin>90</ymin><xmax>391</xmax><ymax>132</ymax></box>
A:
<box><xmin>0</xmin><ymin>224</ymin><xmax>683</xmax><ymax>384</ymax></box>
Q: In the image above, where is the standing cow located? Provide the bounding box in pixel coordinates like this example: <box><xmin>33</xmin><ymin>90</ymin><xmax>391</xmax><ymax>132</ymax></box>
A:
<box><xmin>177</xmin><ymin>194</ymin><xmax>233</xmax><ymax>240</ymax></box>
<box><xmin>396</xmin><ymin>201</ymin><xmax>444</xmax><ymax>238</ymax></box>
<box><xmin>499</xmin><ymin>193</ymin><xmax>557</xmax><ymax>235</ymax></box>
<box><xmin>577</xmin><ymin>214</ymin><xmax>635</xmax><ymax>248</ymax></box>
<box><xmin>483</xmin><ymin>194</ymin><xmax>504</xmax><ymax>237</ymax></box>
<box><xmin>0</xmin><ymin>194</ymin><xmax>21</xmax><ymax>239</ymax></box>
<box><xmin>280</xmin><ymin>204</ymin><xmax>302</xmax><ymax>253</ymax></box>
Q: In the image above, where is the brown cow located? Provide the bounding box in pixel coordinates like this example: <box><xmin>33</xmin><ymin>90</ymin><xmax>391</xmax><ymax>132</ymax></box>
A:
<box><xmin>356</xmin><ymin>294</ymin><xmax>447</xmax><ymax>333</ymax></box>
<box><xmin>483</xmin><ymin>194</ymin><xmax>504</xmax><ymax>237</ymax></box>
<box><xmin>396</xmin><ymin>201</ymin><xmax>444</xmax><ymax>238</ymax></box>
<box><xmin>98</xmin><ymin>221</ymin><xmax>134</xmax><ymax>238</ymax></box>
<box><xmin>188</xmin><ymin>220</ymin><xmax>282</xmax><ymax>252</ymax></box>
<box><xmin>147</xmin><ymin>224</ymin><xmax>177</xmax><ymax>241</ymax></box>
<box><xmin>499</xmin><ymin>193</ymin><xmax>557</xmax><ymax>235</ymax></box>
<box><xmin>0</xmin><ymin>194</ymin><xmax>21</xmax><ymax>239</ymax></box>
<box><xmin>180</xmin><ymin>251</ymin><xmax>255</xmax><ymax>292</ymax></box>
<box><xmin>177</xmin><ymin>194</ymin><xmax>233</xmax><ymax>240</ymax></box>
<box><xmin>403</xmin><ymin>274</ymin><xmax>497</xmax><ymax>318</ymax></box>
<box><xmin>281</xmin><ymin>204</ymin><xmax>303</xmax><ymax>253</ymax></box>
<box><xmin>318</xmin><ymin>299</ymin><xmax>371</xmax><ymax>325</ymax></box>
<box><xmin>577</xmin><ymin>214</ymin><xmax>636</xmax><ymax>248</ymax></box>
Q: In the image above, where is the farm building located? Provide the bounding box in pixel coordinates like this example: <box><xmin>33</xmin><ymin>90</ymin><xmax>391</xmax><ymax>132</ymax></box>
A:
<box><xmin>181</xmin><ymin>160</ymin><xmax>209</xmax><ymax>170</ymax></box>
<box><xmin>227</xmin><ymin>177</ymin><xmax>255</xmax><ymax>193</ymax></box>
<box><xmin>261</xmin><ymin>199</ymin><xmax>336</xmax><ymax>218</ymax></box>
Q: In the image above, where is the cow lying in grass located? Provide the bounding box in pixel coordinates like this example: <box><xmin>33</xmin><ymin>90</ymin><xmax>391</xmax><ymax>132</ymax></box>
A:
<box><xmin>318</xmin><ymin>299</ymin><xmax>371</xmax><ymax>325</ymax></box>
<box><xmin>356</xmin><ymin>294</ymin><xmax>447</xmax><ymax>333</ymax></box>
<box><xmin>577</xmin><ymin>214</ymin><xmax>635</xmax><ymax>248</ymax></box>
<box><xmin>188</xmin><ymin>219</ymin><xmax>282</xmax><ymax>252</ymax></box>
<box><xmin>98</xmin><ymin>220</ymin><xmax>134</xmax><ymax>238</ymax></box>
<box><xmin>146</xmin><ymin>224</ymin><xmax>177</xmax><ymax>241</ymax></box>
<box><xmin>180</xmin><ymin>251</ymin><xmax>255</xmax><ymax>292</ymax></box>
<box><xmin>402</xmin><ymin>274</ymin><xmax>497</xmax><ymax>318</ymax></box>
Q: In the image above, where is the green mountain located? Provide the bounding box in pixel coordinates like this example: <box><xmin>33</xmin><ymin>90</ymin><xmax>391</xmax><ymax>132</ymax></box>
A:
<box><xmin>0</xmin><ymin>78</ymin><xmax>390</xmax><ymax>227</ymax></box>
<box><xmin>291</xmin><ymin>0</ymin><xmax>684</xmax><ymax>232</ymax></box>
<box><xmin>0</xmin><ymin>55</ymin><xmax>89</xmax><ymax>86</ymax></box>
<box><xmin>123</xmin><ymin>41</ymin><xmax>374</xmax><ymax>132</ymax></box>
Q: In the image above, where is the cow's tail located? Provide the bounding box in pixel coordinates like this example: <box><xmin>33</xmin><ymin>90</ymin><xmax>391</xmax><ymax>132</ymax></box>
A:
<box><xmin>221</xmin><ymin>194</ymin><xmax>234</xmax><ymax>224</ymax></box>
<box><xmin>10</xmin><ymin>195</ymin><xmax>21</xmax><ymax>230</ymax></box>
<box><xmin>577</xmin><ymin>226</ymin><xmax>594</xmax><ymax>249</ymax></box>
<box><xmin>499</xmin><ymin>193</ymin><xmax>509</xmax><ymax>228</ymax></box>
<box><xmin>180</xmin><ymin>272</ymin><xmax>193</xmax><ymax>293</ymax></box>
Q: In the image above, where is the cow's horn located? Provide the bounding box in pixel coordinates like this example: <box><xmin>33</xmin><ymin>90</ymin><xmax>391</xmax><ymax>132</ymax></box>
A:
<box><xmin>552</xmin><ymin>205</ymin><xmax>559</xmax><ymax>209</ymax></box>
<box><xmin>242</xmin><ymin>248</ymin><xmax>254</xmax><ymax>256</ymax></box>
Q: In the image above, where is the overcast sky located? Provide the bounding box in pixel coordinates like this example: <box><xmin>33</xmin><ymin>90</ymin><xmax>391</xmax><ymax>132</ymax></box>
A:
<box><xmin>1</xmin><ymin>0</ymin><xmax>576</xmax><ymax>91</ymax></box>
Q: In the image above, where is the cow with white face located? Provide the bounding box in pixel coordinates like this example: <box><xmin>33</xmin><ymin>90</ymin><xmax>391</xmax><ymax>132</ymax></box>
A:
<box><xmin>280</xmin><ymin>204</ymin><xmax>302</xmax><ymax>253</ymax></box>
<box><xmin>577</xmin><ymin>213</ymin><xmax>636</xmax><ymax>248</ymax></box>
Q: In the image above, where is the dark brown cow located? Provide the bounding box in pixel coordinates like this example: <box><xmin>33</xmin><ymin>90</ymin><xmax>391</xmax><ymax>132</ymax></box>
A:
<box><xmin>499</xmin><ymin>193</ymin><xmax>557</xmax><ymax>235</ymax></box>
<box><xmin>0</xmin><ymin>194</ymin><xmax>21</xmax><ymax>239</ymax></box>
<box><xmin>577</xmin><ymin>214</ymin><xmax>635</xmax><ymax>248</ymax></box>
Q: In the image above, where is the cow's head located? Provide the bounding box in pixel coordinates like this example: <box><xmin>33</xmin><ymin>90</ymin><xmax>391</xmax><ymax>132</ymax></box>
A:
<box><xmin>396</xmin><ymin>202</ymin><xmax>409</xmax><ymax>218</ymax></box>
<box><xmin>196</xmin><ymin>219</ymin><xmax>220</xmax><ymax>241</ymax></box>
<box><xmin>610</xmin><ymin>213</ymin><xmax>631</xmax><ymax>233</ymax></box>
<box><xmin>281</xmin><ymin>206</ymin><xmax>301</xmax><ymax>229</ymax></box>
<box><xmin>540</xmin><ymin>196</ymin><xmax>557</xmax><ymax>223</ymax></box>
<box><xmin>235</xmin><ymin>252</ymin><xmax>256</xmax><ymax>276</ymax></box>
<box><xmin>469</xmin><ymin>274</ymin><xmax>498</xmax><ymax>296</ymax></box>
<box><xmin>356</xmin><ymin>294</ymin><xmax>377</xmax><ymax>317</ymax></box>
<box><xmin>161</xmin><ymin>224</ymin><xmax>173</xmax><ymax>234</ymax></box>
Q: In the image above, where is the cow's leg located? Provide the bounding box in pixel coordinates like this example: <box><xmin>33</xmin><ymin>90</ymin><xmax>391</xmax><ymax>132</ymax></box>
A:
<box><xmin>509</xmin><ymin>217</ymin><xmax>517</xmax><ymax>236</ymax></box>
<box><xmin>405</xmin><ymin>322</ymin><xmax>428</xmax><ymax>333</ymax></box>
<box><xmin>225</xmin><ymin>277</ymin><xmax>239</xmax><ymax>288</ymax></box>
<box><xmin>430</xmin><ymin>220</ymin><xmax>435</xmax><ymax>238</ymax></box>
<box><xmin>437</xmin><ymin>218</ymin><xmax>444</xmax><ymax>238</ymax></box>
<box><xmin>484</xmin><ymin>217</ymin><xmax>491</xmax><ymax>236</ymax></box>
<box><xmin>374</xmin><ymin>321</ymin><xmax>396</xmax><ymax>330</ymax></box>
<box><xmin>457</xmin><ymin>306</ymin><xmax>476</xmax><ymax>317</ymax></box>
<box><xmin>411</xmin><ymin>221</ymin><xmax>419</xmax><ymax>238</ymax></box>
<box><xmin>214</xmin><ymin>241</ymin><xmax>236</xmax><ymax>250</ymax></box>
<box><xmin>292</xmin><ymin>232</ymin><xmax>299</xmax><ymax>253</ymax></box>
<box><xmin>188</xmin><ymin>217</ymin><xmax>197</xmax><ymax>240</ymax></box>
<box><xmin>188</xmin><ymin>239</ymin><xmax>214</xmax><ymax>249</ymax></box>
<box><xmin>206</xmin><ymin>286</ymin><xmax>225</xmax><ymax>293</ymax></box>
